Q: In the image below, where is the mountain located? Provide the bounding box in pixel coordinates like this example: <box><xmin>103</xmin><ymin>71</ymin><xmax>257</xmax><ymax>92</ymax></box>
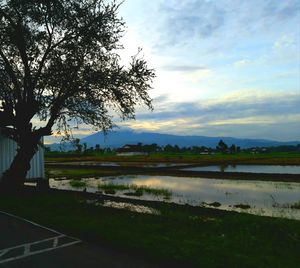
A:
<box><xmin>48</xmin><ymin>130</ymin><xmax>299</xmax><ymax>150</ymax></box>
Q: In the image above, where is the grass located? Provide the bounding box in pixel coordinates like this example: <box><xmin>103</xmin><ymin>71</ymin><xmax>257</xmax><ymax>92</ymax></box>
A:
<box><xmin>291</xmin><ymin>201</ymin><xmax>300</xmax><ymax>209</ymax></box>
<box><xmin>45</xmin><ymin>152</ymin><xmax>300</xmax><ymax>165</ymax></box>
<box><xmin>104</xmin><ymin>189</ymin><xmax>116</xmax><ymax>195</ymax></box>
<box><xmin>203</xmin><ymin>202</ymin><xmax>222</xmax><ymax>207</ymax></box>
<box><xmin>139</xmin><ymin>186</ymin><xmax>172</xmax><ymax>199</ymax></box>
<box><xmin>97</xmin><ymin>183</ymin><xmax>172</xmax><ymax>199</ymax></box>
<box><xmin>0</xmin><ymin>190</ymin><xmax>299</xmax><ymax>267</ymax></box>
<box><xmin>124</xmin><ymin>191</ymin><xmax>143</xmax><ymax>197</ymax></box>
<box><xmin>234</xmin><ymin>204</ymin><xmax>251</xmax><ymax>209</ymax></box>
<box><xmin>69</xmin><ymin>179</ymin><xmax>87</xmax><ymax>188</ymax></box>
<box><xmin>47</xmin><ymin>168</ymin><xmax>121</xmax><ymax>178</ymax></box>
<box><xmin>97</xmin><ymin>183</ymin><xmax>131</xmax><ymax>191</ymax></box>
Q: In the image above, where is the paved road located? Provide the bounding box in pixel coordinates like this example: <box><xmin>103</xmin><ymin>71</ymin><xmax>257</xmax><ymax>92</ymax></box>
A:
<box><xmin>0</xmin><ymin>212</ymin><xmax>158</xmax><ymax>268</ymax></box>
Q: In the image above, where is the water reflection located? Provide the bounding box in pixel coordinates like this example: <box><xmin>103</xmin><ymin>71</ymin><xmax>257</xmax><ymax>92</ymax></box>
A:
<box><xmin>49</xmin><ymin>161</ymin><xmax>187</xmax><ymax>168</ymax></box>
<box><xmin>182</xmin><ymin>165</ymin><xmax>300</xmax><ymax>174</ymax></box>
<box><xmin>49</xmin><ymin>175</ymin><xmax>300</xmax><ymax>220</ymax></box>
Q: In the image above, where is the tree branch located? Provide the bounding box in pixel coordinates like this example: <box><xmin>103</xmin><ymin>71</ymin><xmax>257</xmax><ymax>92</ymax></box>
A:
<box><xmin>0</xmin><ymin>49</ymin><xmax>21</xmax><ymax>99</ymax></box>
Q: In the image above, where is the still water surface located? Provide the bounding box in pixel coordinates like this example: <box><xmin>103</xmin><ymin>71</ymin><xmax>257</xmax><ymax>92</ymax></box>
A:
<box><xmin>50</xmin><ymin>175</ymin><xmax>300</xmax><ymax>220</ymax></box>
<box><xmin>49</xmin><ymin>161</ymin><xmax>185</xmax><ymax>167</ymax></box>
<box><xmin>182</xmin><ymin>165</ymin><xmax>300</xmax><ymax>174</ymax></box>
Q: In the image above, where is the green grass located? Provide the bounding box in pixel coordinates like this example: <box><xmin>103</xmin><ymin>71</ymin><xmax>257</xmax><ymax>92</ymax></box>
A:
<box><xmin>233</xmin><ymin>204</ymin><xmax>251</xmax><ymax>209</ymax></box>
<box><xmin>97</xmin><ymin>183</ymin><xmax>172</xmax><ymax>199</ymax></box>
<box><xmin>69</xmin><ymin>179</ymin><xmax>87</xmax><ymax>188</ymax></box>
<box><xmin>104</xmin><ymin>189</ymin><xmax>116</xmax><ymax>195</ymax></box>
<box><xmin>97</xmin><ymin>183</ymin><xmax>131</xmax><ymax>191</ymax></box>
<box><xmin>291</xmin><ymin>201</ymin><xmax>300</xmax><ymax>209</ymax></box>
<box><xmin>47</xmin><ymin>168</ymin><xmax>119</xmax><ymax>178</ymax></box>
<box><xmin>0</xmin><ymin>190</ymin><xmax>299</xmax><ymax>267</ymax></box>
<box><xmin>138</xmin><ymin>186</ymin><xmax>172</xmax><ymax>199</ymax></box>
<box><xmin>45</xmin><ymin>152</ymin><xmax>300</xmax><ymax>165</ymax></box>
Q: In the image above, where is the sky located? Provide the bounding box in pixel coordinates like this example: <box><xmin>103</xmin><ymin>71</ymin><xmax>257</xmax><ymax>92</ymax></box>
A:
<box><xmin>47</xmin><ymin>0</ymin><xmax>300</xmax><ymax>143</ymax></box>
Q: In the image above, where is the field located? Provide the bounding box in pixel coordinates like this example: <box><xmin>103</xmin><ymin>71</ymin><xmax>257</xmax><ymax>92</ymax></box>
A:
<box><xmin>0</xmin><ymin>188</ymin><xmax>300</xmax><ymax>267</ymax></box>
<box><xmin>13</xmin><ymin>152</ymin><xmax>300</xmax><ymax>266</ymax></box>
<box><xmin>45</xmin><ymin>151</ymin><xmax>300</xmax><ymax>165</ymax></box>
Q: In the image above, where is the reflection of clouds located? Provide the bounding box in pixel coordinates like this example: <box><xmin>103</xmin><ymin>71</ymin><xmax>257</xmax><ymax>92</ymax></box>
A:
<box><xmin>131</xmin><ymin>178</ymin><xmax>165</xmax><ymax>187</ymax></box>
<box><xmin>49</xmin><ymin>176</ymin><xmax>300</xmax><ymax>220</ymax></box>
<box><xmin>122</xmin><ymin>176</ymin><xmax>300</xmax><ymax>196</ymax></box>
<box><xmin>214</xmin><ymin>181</ymin><xmax>298</xmax><ymax>192</ymax></box>
<box><xmin>130</xmin><ymin>177</ymin><xmax>207</xmax><ymax>191</ymax></box>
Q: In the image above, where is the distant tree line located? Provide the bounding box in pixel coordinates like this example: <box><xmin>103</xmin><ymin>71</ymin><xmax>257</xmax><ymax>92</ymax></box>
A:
<box><xmin>45</xmin><ymin>139</ymin><xmax>300</xmax><ymax>154</ymax></box>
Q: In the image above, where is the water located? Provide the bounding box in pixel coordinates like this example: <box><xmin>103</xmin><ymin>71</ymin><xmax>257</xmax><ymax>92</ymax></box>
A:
<box><xmin>48</xmin><ymin>161</ymin><xmax>186</xmax><ymax>168</ymax></box>
<box><xmin>182</xmin><ymin>165</ymin><xmax>300</xmax><ymax>174</ymax></box>
<box><xmin>50</xmin><ymin>175</ymin><xmax>300</xmax><ymax>220</ymax></box>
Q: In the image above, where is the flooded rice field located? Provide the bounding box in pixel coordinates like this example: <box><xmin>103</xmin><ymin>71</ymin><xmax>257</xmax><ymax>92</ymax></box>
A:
<box><xmin>182</xmin><ymin>165</ymin><xmax>300</xmax><ymax>174</ymax></box>
<box><xmin>49</xmin><ymin>175</ymin><xmax>300</xmax><ymax>220</ymax></box>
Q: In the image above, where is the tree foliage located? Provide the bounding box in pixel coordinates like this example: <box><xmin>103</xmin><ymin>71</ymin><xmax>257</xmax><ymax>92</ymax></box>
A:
<box><xmin>0</xmin><ymin>0</ymin><xmax>155</xmax><ymax>186</ymax></box>
<box><xmin>0</xmin><ymin>0</ymin><xmax>154</xmax><ymax>139</ymax></box>
<box><xmin>216</xmin><ymin>139</ymin><xmax>228</xmax><ymax>153</ymax></box>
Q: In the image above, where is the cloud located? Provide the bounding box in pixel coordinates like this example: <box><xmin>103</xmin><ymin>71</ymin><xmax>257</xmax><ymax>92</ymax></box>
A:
<box><xmin>263</xmin><ymin>0</ymin><xmax>300</xmax><ymax>20</ymax></box>
<box><xmin>153</xmin><ymin>94</ymin><xmax>170</xmax><ymax>104</ymax></box>
<box><xmin>139</xmin><ymin>90</ymin><xmax>300</xmax><ymax>120</ymax></box>
<box><xmin>208</xmin><ymin>114</ymin><xmax>300</xmax><ymax>126</ymax></box>
<box><xmin>124</xmin><ymin>90</ymin><xmax>300</xmax><ymax>140</ymax></box>
<box><xmin>162</xmin><ymin>65</ymin><xmax>208</xmax><ymax>72</ymax></box>
<box><xmin>233</xmin><ymin>59</ymin><xmax>251</xmax><ymax>68</ymax></box>
<box><xmin>44</xmin><ymin>90</ymin><xmax>300</xmax><ymax>143</ymax></box>
<box><xmin>42</xmin><ymin>1</ymin><xmax>300</xmax><ymax>143</ymax></box>
<box><xmin>150</xmin><ymin>0</ymin><xmax>300</xmax><ymax>52</ymax></box>
<box><xmin>157</xmin><ymin>0</ymin><xmax>225</xmax><ymax>47</ymax></box>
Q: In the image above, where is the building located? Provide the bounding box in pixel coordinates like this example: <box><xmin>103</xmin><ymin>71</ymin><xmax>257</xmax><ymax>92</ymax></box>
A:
<box><xmin>116</xmin><ymin>144</ymin><xmax>148</xmax><ymax>156</ymax></box>
<box><xmin>0</xmin><ymin>128</ymin><xmax>45</xmax><ymax>181</ymax></box>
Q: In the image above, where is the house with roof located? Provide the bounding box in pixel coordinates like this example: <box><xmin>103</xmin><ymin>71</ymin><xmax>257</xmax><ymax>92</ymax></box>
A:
<box><xmin>116</xmin><ymin>144</ymin><xmax>148</xmax><ymax>156</ymax></box>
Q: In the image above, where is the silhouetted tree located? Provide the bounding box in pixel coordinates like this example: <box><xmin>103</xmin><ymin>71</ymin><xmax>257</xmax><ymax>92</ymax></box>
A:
<box><xmin>72</xmin><ymin>138</ymin><xmax>82</xmax><ymax>153</ymax></box>
<box><xmin>217</xmin><ymin>140</ymin><xmax>228</xmax><ymax>153</ymax></box>
<box><xmin>0</xmin><ymin>0</ymin><xmax>154</xmax><ymax>188</ymax></box>
<box><xmin>95</xmin><ymin>144</ymin><xmax>101</xmax><ymax>153</ymax></box>
<box><xmin>229</xmin><ymin>144</ymin><xmax>236</xmax><ymax>153</ymax></box>
<box><xmin>164</xmin><ymin>144</ymin><xmax>174</xmax><ymax>152</ymax></box>
<box><xmin>83</xmin><ymin>143</ymin><xmax>87</xmax><ymax>153</ymax></box>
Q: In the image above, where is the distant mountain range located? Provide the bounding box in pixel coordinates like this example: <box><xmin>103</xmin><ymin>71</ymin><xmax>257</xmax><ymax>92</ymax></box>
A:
<box><xmin>48</xmin><ymin>130</ymin><xmax>300</xmax><ymax>151</ymax></box>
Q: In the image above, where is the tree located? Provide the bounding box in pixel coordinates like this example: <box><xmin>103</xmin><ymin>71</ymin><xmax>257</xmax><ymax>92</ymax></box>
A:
<box><xmin>95</xmin><ymin>144</ymin><xmax>101</xmax><ymax>153</ymax></box>
<box><xmin>229</xmin><ymin>144</ymin><xmax>236</xmax><ymax>153</ymax></box>
<box><xmin>164</xmin><ymin>144</ymin><xmax>174</xmax><ymax>153</ymax></box>
<box><xmin>72</xmin><ymin>138</ymin><xmax>82</xmax><ymax>154</ymax></box>
<box><xmin>82</xmin><ymin>142</ymin><xmax>87</xmax><ymax>153</ymax></box>
<box><xmin>0</xmin><ymin>0</ymin><xmax>155</xmax><ymax>188</ymax></box>
<box><xmin>216</xmin><ymin>140</ymin><xmax>228</xmax><ymax>153</ymax></box>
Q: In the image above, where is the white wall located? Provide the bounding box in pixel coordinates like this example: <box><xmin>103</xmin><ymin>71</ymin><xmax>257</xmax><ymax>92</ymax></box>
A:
<box><xmin>0</xmin><ymin>133</ymin><xmax>45</xmax><ymax>180</ymax></box>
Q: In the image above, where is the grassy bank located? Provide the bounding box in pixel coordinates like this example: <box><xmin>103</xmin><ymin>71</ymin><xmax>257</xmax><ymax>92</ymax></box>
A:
<box><xmin>45</xmin><ymin>152</ymin><xmax>300</xmax><ymax>165</ymax></box>
<box><xmin>0</xmin><ymin>189</ymin><xmax>299</xmax><ymax>267</ymax></box>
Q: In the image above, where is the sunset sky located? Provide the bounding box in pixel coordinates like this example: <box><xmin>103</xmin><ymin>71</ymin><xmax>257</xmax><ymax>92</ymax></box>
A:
<box><xmin>47</xmin><ymin>0</ymin><xmax>300</xmax><ymax>143</ymax></box>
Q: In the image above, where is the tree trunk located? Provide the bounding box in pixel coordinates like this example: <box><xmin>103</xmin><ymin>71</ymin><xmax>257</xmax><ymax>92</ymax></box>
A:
<box><xmin>1</xmin><ymin>138</ymin><xmax>38</xmax><ymax>190</ymax></box>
